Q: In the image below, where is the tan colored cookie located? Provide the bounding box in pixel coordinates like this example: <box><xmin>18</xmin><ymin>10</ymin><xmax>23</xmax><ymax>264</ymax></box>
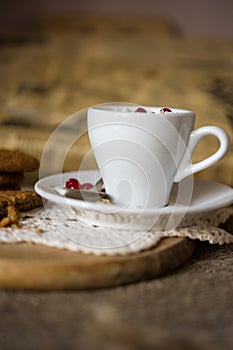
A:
<box><xmin>0</xmin><ymin>205</ymin><xmax>20</xmax><ymax>228</ymax></box>
<box><xmin>0</xmin><ymin>190</ymin><xmax>43</xmax><ymax>211</ymax></box>
<box><xmin>0</xmin><ymin>149</ymin><xmax>39</xmax><ymax>173</ymax></box>
<box><xmin>0</xmin><ymin>172</ymin><xmax>24</xmax><ymax>187</ymax></box>
<box><xmin>0</xmin><ymin>190</ymin><xmax>42</xmax><ymax>227</ymax></box>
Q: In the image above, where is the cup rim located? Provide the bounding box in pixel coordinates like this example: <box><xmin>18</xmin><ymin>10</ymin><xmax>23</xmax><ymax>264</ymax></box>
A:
<box><xmin>88</xmin><ymin>104</ymin><xmax>195</xmax><ymax>115</ymax></box>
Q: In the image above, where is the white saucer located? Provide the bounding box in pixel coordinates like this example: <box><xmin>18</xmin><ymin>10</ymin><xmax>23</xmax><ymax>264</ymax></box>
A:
<box><xmin>35</xmin><ymin>170</ymin><xmax>233</xmax><ymax>231</ymax></box>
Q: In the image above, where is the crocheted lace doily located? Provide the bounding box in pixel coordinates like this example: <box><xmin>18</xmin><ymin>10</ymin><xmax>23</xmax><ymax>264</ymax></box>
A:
<box><xmin>0</xmin><ymin>204</ymin><xmax>233</xmax><ymax>255</ymax></box>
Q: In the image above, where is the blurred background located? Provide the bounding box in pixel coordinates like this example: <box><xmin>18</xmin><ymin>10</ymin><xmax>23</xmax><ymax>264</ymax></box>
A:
<box><xmin>0</xmin><ymin>0</ymin><xmax>232</xmax><ymax>184</ymax></box>
<box><xmin>1</xmin><ymin>0</ymin><xmax>233</xmax><ymax>37</ymax></box>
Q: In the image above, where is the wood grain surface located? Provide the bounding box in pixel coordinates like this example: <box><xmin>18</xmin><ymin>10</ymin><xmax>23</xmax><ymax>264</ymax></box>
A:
<box><xmin>0</xmin><ymin>237</ymin><xmax>196</xmax><ymax>290</ymax></box>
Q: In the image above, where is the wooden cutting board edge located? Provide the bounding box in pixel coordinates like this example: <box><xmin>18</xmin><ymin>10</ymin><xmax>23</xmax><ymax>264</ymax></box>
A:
<box><xmin>0</xmin><ymin>237</ymin><xmax>197</xmax><ymax>291</ymax></box>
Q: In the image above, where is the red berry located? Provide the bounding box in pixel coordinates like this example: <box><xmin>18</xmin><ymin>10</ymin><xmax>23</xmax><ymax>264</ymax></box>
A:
<box><xmin>65</xmin><ymin>178</ymin><xmax>81</xmax><ymax>189</ymax></box>
<box><xmin>135</xmin><ymin>107</ymin><xmax>147</xmax><ymax>113</ymax></box>
<box><xmin>160</xmin><ymin>107</ymin><xmax>172</xmax><ymax>112</ymax></box>
<box><xmin>80</xmin><ymin>182</ymin><xmax>93</xmax><ymax>190</ymax></box>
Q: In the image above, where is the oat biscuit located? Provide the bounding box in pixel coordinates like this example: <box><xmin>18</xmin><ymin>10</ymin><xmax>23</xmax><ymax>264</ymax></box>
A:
<box><xmin>0</xmin><ymin>191</ymin><xmax>43</xmax><ymax>211</ymax></box>
<box><xmin>0</xmin><ymin>190</ymin><xmax>42</xmax><ymax>227</ymax></box>
<box><xmin>0</xmin><ymin>149</ymin><xmax>39</xmax><ymax>173</ymax></box>
<box><xmin>0</xmin><ymin>205</ymin><xmax>20</xmax><ymax>228</ymax></box>
<box><xmin>0</xmin><ymin>172</ymin><xmax>24</xmax><ymax>187</ymax></box>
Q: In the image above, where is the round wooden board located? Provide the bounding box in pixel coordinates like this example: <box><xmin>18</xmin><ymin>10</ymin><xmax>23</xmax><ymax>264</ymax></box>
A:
<box><xmin>0</xmin><ymin>237</ymin><xmax>197</xmax><ymax>290</ymax></box>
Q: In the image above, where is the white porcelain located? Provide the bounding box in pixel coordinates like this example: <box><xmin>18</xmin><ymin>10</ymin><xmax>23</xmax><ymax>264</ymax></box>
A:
<box><xmin>87</xmin><ymin>105</ymin><xmax>230</xmax><ymax>208</ymax></box>
<box><xmin>35</xmin><ymin>170</ymin><xmax>233</xmax><ymax>232</ymax></box>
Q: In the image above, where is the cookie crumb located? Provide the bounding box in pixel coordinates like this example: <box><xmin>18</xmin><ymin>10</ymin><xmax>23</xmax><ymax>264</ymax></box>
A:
<box><xmin>102</xmin><ymin>198</ymin><xmax>111</xmax><ymax>204</ymax></box>
<box><xmin>36</xmin><ymin>228</ymin><xmax>44</xmax><ymax>234</ymax></box>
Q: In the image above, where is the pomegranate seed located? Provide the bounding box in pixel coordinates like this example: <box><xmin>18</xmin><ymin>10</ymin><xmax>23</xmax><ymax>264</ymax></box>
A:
<box><xmin>135</xmin><ymin>107</ymin><xmax>147</xmax><ymax>113</ymax></box>
<box><xmin>80</xmin><ymin>183</ymin><xmax>93</xmax><ymax>190</ymax></box>
<box><xmin>160</xmin><ymin>107</ymin><xmax>172</xmax><ymax>113</ymax></box>
<box><xmin>65</xmin><ymin>178</ymin><xmax>81</xmax><ymax>189</ymax></box>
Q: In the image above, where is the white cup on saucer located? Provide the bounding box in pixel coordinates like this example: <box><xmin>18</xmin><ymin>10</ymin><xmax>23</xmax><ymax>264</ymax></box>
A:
<box><xmin>87</xmin><ymin>105</ymin><xmax>230</xmax><ymax>209</ymax></box>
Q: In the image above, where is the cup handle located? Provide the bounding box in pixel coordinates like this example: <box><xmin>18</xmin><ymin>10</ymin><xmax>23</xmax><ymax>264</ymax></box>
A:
<box><xmin>174</xmin><ymin>126</ymin><xmax>230</xmax><ymax>182</ymax></box>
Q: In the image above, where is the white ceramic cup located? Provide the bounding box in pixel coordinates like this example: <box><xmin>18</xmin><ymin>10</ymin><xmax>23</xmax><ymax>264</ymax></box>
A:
<box><xmin>87</xmin><ymin>105</ymin><xmax>230</xmax><ymax>209</ymax></box>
